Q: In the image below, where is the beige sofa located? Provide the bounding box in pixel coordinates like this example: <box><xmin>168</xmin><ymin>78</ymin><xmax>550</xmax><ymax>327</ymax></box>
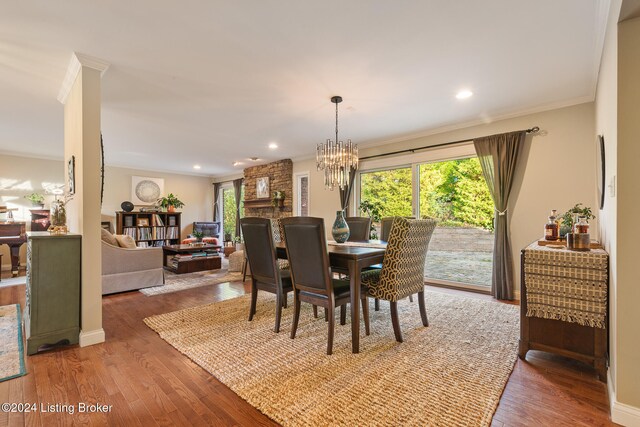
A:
<box><xmin>101</xmin><ymin>241</ymin><xmax>164</xmax><ymax>295</ymax></box>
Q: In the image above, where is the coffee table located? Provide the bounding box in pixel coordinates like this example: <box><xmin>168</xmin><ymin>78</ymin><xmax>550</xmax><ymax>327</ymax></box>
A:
<box><xmin>163</xmin><ymin>243</ymin><xmax>222</xmax><ymax>274</ymax></box>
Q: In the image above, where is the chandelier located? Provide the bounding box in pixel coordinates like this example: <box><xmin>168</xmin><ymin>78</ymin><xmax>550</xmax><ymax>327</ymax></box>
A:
<box><xmin>316</xmin><ymin>95</ymin><xmax>358</xmax><ymax>190</ymax></box>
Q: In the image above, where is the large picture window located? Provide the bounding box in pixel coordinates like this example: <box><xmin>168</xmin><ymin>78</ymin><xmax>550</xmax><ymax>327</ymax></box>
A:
<box><xmin>357</xmin><ymin>152</ymin><xmax>493</xmax><ymax>291</ymax></box>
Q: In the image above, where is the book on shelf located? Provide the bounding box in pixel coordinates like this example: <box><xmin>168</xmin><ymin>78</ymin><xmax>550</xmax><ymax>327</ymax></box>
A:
<box><xmin>123</xmin><ymin>227</ymin><xmax>137</xmax><ymax>238</ymax></box>
<box><xmin>138</xmin><ymin>227</ymin><xmax>152</xmax><ymax>241</ymax></box>
<box><xmin>191</xmin><ymin>252</ymin><xmax>207</xmax><ymax>257</ymax></box>
<box><xmin>166</xmin><ymin>226</ymin><xmax>179</xmax><ymax>239</ymax></box>
<box><xmin>153</xmin><ymin>214</ymin><xmax>164</xmax><ymax>227</ymax></box>
<box><xmin>138</xmin><ymin>241</ymin><xmax>149</xmax><ymax>248</ymax></box>
<box><xmin>168</xmin><ymin>216</ymin><xmax>176</xmax><ymax>226</ymax></box>
<box><xmin>124</xmin><ymin>216</ymin><xmax>134</xmax><ymax>227</ymax></box>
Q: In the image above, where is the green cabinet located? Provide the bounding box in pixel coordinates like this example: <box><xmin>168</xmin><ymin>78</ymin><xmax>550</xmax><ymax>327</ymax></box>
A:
<box><xmin>25</xmin><ymin>232</ymin><xmax>81</xmax><ymax>355</ymax></box>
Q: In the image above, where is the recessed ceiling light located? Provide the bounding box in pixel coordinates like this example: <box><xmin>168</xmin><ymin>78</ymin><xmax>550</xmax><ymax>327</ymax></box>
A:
<box><xmin>456</xmin><ymin>90</ymin><xmax>473</xmax><ymax>100</ymax></box>
<box><xmin>233</xmin><ymin>161</ymin><xmax>242</xmax><ymax>167</ymax></box>
<box><xmin>193</xmin><ymin>165</ymin><xmax>201</xmax><ymax>170</ymax></box>
<box><xmin>268</xmin><ymin>143</ymin><xmax>278</xmax><ymax>150</ymax></box>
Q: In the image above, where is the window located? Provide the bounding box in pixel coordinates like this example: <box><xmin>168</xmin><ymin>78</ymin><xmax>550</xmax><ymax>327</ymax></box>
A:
<box><xmin>357</xmin><ymin>150</ymin><xmax>493</xmax><ymax>291</ymax></box>
<box><xmin>221</xmin><ymin>184</ymin><xmax>244</xmax><ymax>240</ymax></box>
<box><xmin>295</xmin><ymin>172</ymin><xmax>309</xmax><ymax>216</ymax></box>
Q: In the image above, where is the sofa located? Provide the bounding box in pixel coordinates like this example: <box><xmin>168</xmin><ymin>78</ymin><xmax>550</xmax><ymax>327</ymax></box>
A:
<box><xmin>181</xmin><ymin>221</ymin><xmax>221</xmax><ymax>245</ymax></box>
<box><xmin>101</xmin><ymin>231</ymin><xmax>164</xmax><ymax>294</ymax></box>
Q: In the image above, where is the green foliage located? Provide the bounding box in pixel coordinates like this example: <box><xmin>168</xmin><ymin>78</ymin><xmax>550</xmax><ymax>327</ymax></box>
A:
<box><xmin>157</xmin><ymin>193</ymin><xmax>184</xmax><ymax>209</ymax></box>
<box><xmin>359</xmin><ymin>200</ymin><xmax>384</xmax><ymax>239</ymax></box>
<box><xmin>560</xmin><ymin>203</ymin><xmax>595</xmax><ymax>229</ymax></box>
<box><xmin>222</xmin><ymin>186</ymin><xmax>245</xmax><ymax>239</ymax></box>
<box><xmin>25</xmin><ymin>193</ymin><xmax>44</xmax><ymax>204</ymax></box>
<box><xmin>360</xmin><ymin>158</ymin><xmax>494</xmax><ymax>231</ymax></box>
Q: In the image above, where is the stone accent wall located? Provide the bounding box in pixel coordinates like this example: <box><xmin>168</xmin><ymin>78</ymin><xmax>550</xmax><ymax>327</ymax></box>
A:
<box><xmin>244</xmin><ymin>159</ymin><xmax>293</xmax><ymax>219</ymax></box>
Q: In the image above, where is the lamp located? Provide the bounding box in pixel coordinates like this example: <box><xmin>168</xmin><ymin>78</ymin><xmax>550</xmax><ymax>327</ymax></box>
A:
<box><xmin>316</xmin><ymin>96</ymin><xmax>358</xmax><ymax>190</ymax></box>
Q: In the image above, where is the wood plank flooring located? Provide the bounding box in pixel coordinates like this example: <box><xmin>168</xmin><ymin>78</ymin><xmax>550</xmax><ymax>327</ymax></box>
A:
<box><xmin>0</xmin><ymin>271</ymin><xmax>616</xmax><ymax>426</ymax></box>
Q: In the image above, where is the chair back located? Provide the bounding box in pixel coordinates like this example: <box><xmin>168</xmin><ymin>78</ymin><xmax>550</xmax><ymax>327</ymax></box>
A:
<box><xmin>193</xmin><ymin>221</ymin><xmax>220</xmax><ymax>238</ymax></box>
<box><xmin>380</xmin><ymin>216</ymin><xmax>415</xmax><ymax>242</ymax></box>
<box><xmin>270</xmin><ymin>218</ymin><xmax>286</xmax><ymax>243</ymax></box>
<box><xmin>379</xmin><ymin>217</ymin><xmax>437</xmax><ymax>300</ymax></box>
<box><xmin>281</xmin><ymin>217</ymin><xmax>332</xmax><ymax>295</ymax></box>
<box><xmin>345</xmin><ymin>217</ymin><xmax>371</xmax><ymax>241</ymax></box>
<box><xmin>240</xmin><ymin>218</ymin><xmax>279</xmax><ymax>284</ymax></box>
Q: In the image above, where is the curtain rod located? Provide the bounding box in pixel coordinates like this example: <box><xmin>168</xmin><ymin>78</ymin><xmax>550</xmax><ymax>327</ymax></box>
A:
<box><xmin>359</xmin><ymin>126</ymin><xmax>540</xmax><ymax>161</ymax></box>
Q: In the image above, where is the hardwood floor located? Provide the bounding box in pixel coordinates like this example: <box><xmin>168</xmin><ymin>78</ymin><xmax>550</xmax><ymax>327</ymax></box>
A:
<box><xmin>0</xmin><ymin>276</ymin><xmax>616</xmax><ymax>426</ymax></box>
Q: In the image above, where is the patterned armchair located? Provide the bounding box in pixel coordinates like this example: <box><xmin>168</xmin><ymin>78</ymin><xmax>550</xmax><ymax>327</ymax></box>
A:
<box><xmin>361</xmin><ymin>217</ymin><xmax>437</xmax><ymax>342</ymax></box>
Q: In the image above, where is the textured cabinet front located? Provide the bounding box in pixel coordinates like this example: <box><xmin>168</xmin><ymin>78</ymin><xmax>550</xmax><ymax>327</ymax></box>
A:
<box><xmin>25</xmin><ymin>232</ymin><xmax>81</xmax><ymax>355</ymax></box>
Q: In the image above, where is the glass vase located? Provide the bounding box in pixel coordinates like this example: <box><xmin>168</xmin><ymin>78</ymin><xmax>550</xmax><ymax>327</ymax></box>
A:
<box><xmin>332</xmin><ymin>210</ymin><xmax>350</xmax><ymax>243</ymax></box>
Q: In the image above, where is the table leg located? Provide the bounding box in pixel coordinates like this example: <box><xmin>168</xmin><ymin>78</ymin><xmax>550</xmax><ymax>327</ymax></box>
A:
<box><xmin>349</xmin><ymin>259</ymin><xmax>360</xmax><ymax>353</ymax></box>
<box><xmin>10</xmin><ymin>245</ymin><xmax>21</xmax><ymax>277</ymax></box>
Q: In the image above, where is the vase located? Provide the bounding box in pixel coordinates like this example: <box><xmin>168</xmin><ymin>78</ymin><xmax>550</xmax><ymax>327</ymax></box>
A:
<box><xmin>332</xmin><ymin>210</ymin><xmax>350</xmax><ymax>243</ymax></box>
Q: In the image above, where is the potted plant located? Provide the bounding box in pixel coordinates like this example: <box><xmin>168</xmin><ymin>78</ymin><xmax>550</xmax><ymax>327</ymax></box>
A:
<box><xmin>157</xmin><ymin>193</ymin><xmax>184</xmax><ymax>212</ymax></box>
<box><xmin>560</xmin><ymin>203</ymin><xmax>595</xmax><ymax>237</ymax></box>
<box><xmin>233</xmin><ymin>235</ymin><xmax>244</xmax><ymax>251</ymax></box>
<box><xmin>191</xmin><ymin>230</ymin><xmax>204</xmax><ymax>243</ymax></box>
<box><xmin>360</xmin><ymin>200</ymin><xmax>383</xmax><ymax>240</ymax></box>
<box><xmin>25</xmin><ymin>193</ymin><xmax>45</xmax><ymax>207</ymax></box>
<box><xmin>272</xmin><ymin>191</ymin><xmax>285</xmax><ymax>207</ymax></box>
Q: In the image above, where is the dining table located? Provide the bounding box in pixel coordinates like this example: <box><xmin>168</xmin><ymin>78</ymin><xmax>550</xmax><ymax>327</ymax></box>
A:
<box><xmin>275</xmin><ymin>240</ymin><xmax>387</xmax><ymax>353</ymax></box>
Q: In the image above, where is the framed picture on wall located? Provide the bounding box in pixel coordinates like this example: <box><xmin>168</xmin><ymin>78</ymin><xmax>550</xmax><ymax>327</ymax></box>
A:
<box><xmin>131</xmin><ymin>176</ymin><xmax>164</xmax><ymax>205</ymax></box>
<box><xmin>68</xmin><ymin>156</ymin><xmax>75</xmax><ymax>195</ymax></box>
<box><xmin>256</xmin><ymin>177</ymin><xmax>270</xmax><ymax>199</ymax></box>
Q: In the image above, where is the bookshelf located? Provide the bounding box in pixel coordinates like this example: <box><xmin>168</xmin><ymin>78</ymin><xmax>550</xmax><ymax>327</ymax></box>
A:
<box><xmin>115</xmin><ymin>211</ymin><xmax>182</xmax><ymax>247</ymax></box>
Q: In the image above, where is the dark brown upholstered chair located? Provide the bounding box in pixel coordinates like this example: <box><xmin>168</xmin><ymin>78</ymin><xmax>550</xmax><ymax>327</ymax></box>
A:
<box><xmin>345</xmin><ymin>216</ymin><xmax>371</xmax><ymax>241</ymax></box>
<box><xmin>281</xmin><ymin>216</ymin><xmax>369</xmax><ymax>355</ymax></box>
<box><xmin>240</xmin><ymin>217</ymin><xmax>293</xmax><ymax>333</ymax></box>
<box><xmin>361</xmin><ymin>217</ymin><xmax>437</xmax><ymax>342</ymax></box>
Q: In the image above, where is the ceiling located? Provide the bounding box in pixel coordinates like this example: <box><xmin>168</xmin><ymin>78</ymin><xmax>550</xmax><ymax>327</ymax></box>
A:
<box><xmin>0</xmin><ymin>1</ymin><xmax>608</xmax><ymax>177</ymax></box>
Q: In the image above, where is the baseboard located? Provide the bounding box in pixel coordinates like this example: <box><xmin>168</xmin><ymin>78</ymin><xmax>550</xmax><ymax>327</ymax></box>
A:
<box><xmin>608</xmin><ymin>370</ymin><xmax>640</xmax><ymax>426</ymax></box>
<box><xmin>79</xmin><ymin>328</ymin><xmax>105</xmax><ymax>347</ymax></box>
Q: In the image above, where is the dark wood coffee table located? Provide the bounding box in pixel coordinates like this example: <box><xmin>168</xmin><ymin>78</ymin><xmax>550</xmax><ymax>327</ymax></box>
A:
<box><xmin>163</xmin><ymin>244</ymin><xmax>223</xmax><ymax>274</ymax></box>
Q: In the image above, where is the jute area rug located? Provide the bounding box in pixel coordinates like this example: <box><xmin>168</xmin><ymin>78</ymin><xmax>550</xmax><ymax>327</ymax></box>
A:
<box><xmin>0</xmin><ymin>304</ymin><xmax>26</xmax><ymax>382</ymax></box>
<box><xmin>145</xmin><ymin>290</ymin><xmax>519</xmax><ymax>426</ymax></box>
<box><xmin>140</xmin><ymin>259</ymin><xmax>243</xmax><ymax>296</ymax></box>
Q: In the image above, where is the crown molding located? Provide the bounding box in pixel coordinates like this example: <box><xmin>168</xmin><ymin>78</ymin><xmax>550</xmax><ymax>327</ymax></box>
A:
<box><xmin>57</xmin><ymin>52</ymin><xmax>110</xmax><ymax>104</ymax></box>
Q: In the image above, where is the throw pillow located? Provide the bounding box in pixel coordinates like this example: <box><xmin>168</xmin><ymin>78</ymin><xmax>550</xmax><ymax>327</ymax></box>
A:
<box><xmin>114</xmin><ymin>234</ymin><xmax>137</xmax><ymax>249</ymax></box>
<box><xmin>101</xmin><ymin>228</ymin><xmax>118</xmax><ymax>246</ymax></box>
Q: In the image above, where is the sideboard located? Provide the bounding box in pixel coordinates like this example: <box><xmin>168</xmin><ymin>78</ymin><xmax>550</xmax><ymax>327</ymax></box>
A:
<box><xmin>519</xmin><ymin>241</ymin><xmax>608</xmax><ymax>381</ymax></box>
<box><xmin>25</xmin><ymin>232</ymin><xmax>81</xmax><ymax>355</ymax></box>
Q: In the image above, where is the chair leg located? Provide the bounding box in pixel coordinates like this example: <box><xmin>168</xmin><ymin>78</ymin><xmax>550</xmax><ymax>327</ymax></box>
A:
<box><xmin>242</xmin><ymin>258</ymin><xmax>248</xmax><ymax>282</ymax></box>
<box><xmin>313</xmin><ymin>305</ymin><xmax>318</xmax><ymax>318</ymax></box>
<box><xmin>390</xmin><ymin>301</ymin><xmax>403</xmax><ymax>343</ymax></box>
<box><xmin>327</xmin><ymin>304</ymin><xmax>335</xmax><ymax>355</ymax></box>
<box><xmin>408</xmin><ymin>294</ymin><xmax>414</xmax><ymax>303</ymax></box>
<box><xmin>340</xmin><ymin>304</ymin><xmax>346</xmax><ymax>326</ymax></box>
<box><xmin>274</xmin><ymin>293</ymin><xmax>283</xmax><ymax>333</ymax></box>
<box><xmin>361</xmin><ymin>296</ymin><xmax>370</xmax><ymax>336</ymax></box>
<box><xmin>374</xmin><ymin>298</ymin><xmax>380</xmax><ymax>311</ymax></box>
<box><xmin>290</xmin><ymin>291</ymin><xmax>301</xmax><ymax>339</ymax></box>
<box><xmin>248</xmin><ymin>282</ymin><xmax>258</xmax><ymax>321</ymax></box>
<box><xmin>418</xmin><ymin>290</ymin><xmax>429</xmax><ymax>327</ymax></box>
<box><xmin>283</xmin><ymin>293</ymin><xmax>288</xmax><ymax>308</ymax></box>
<box><xmin>324</xmin><ymin>307</ymin><xmax>329</xmax><ymax>322</ymax></box>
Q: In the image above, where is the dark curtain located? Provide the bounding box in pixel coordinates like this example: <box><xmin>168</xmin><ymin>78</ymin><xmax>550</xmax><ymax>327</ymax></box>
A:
<box><xmin>339</xmin><ymin>165</ymin><xmax>358</xmax><ymax>212</ymax></box>
<box><xmin>213</xmin><ymin>182</ymin><xmax>221</xmax><ymax>222</ymax></box>
<box><xmin>473</xmin><ymin>130</ymin><xmax>525</xmax><ymax>300</ymax></box>
<box><xmin>233</xmin><ymin>178</ymin><xmax>243</xmax><ymax>239</ymax></box>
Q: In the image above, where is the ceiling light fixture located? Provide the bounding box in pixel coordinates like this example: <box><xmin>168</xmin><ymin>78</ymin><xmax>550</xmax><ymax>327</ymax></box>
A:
<box><xmin>249</xmin><ymin>157</ymin><xmax>260</xmax><ymax>161</ymax></box>
<box><xmin>193</xmin><ymin>165</ymin><xmax>201</xmax><ymax>170</ymax></box>
<box><xmin>233</xmin><ymin>161</ymin><xmax>241</xmax><ymax>167</ymax></box>
<box><xmin>456</xmin><ymin>90</ymin><xmax>473</xmax><ymax>99</ymax></box>
<box><xmin>268</xmin><ymin>143</ymin><xmax>278</xmax><ymax>150</ymax></box>
<box><xmin>316</xmin><ymin>95</ymin><xmax>358</xmax><ymax>190</ymax></box>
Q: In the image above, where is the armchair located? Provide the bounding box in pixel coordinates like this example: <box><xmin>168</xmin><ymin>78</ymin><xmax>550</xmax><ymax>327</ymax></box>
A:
<box><xmin>182</xmin><ymin>221</ymin><xmax>221</xmax><ymax>245</ymax></box>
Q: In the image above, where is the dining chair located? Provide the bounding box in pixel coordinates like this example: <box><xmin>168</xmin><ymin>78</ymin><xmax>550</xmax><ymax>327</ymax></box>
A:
<box><xmin>242</xmin><ymin>217</ymin><xmax>289</xmax><ymax>281</ymax></box>
<box><xmin>240</xmin><ymin>217</ymin><xmax>293</xmax><ymax>333</ymax></box>
<box><xmin>375</xmin><ymin>216</ymin><xmax>417</xmax><ymax>310</ymax></box>
<box><xmin>345</xmin><ymin>216</ymin><xmax>371</xmax><ymax>241</ymax></box>
<box><xmin>281</xmin><ymin>216</ymin><xmax>369</xmax><ymax>355</ymax></box>
<box><xmin>361</xmin><ymin>217</ymin><xmax>437</xmax><ymax>342</ymax></box>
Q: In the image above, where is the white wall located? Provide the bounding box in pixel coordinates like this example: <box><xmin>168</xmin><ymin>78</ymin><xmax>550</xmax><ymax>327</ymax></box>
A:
<box><xmin>102</xmin><ymin>166</ymin><xmax>213</xmax><ymax>238</ymax></box>
<box><xmin>0</xmin><ymin>155</ymin><xmax>213</xmax><ymax>269</ymax></box>
<box><xmin>0</xmin><ymin>154</ymin><xmax>64</xmax><ymax>270</ymax></box>
<box><xmin>295</xmin><ymin>102</ymin><xmax>598</xmax><ymax>298</ymax></box>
